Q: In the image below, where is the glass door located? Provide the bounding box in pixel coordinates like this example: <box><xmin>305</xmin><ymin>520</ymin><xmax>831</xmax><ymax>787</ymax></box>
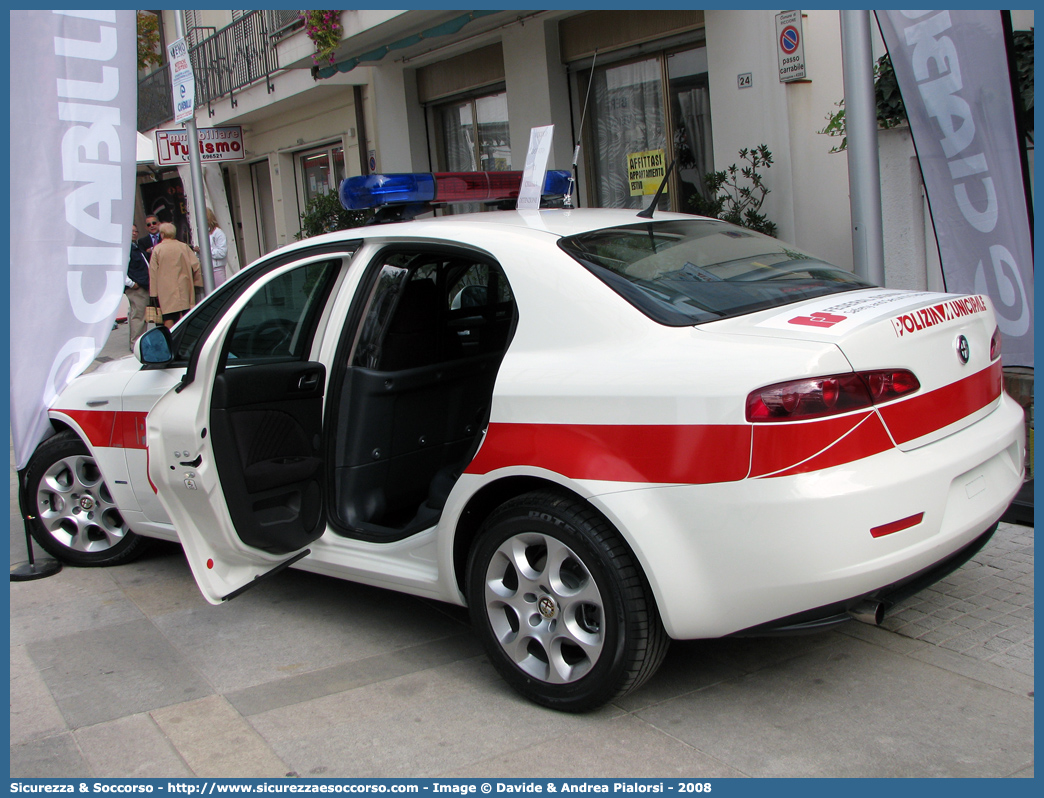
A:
<box><xmin>667</xmin><ymin>47</ymin><xmax>714</xmax><ymax>214</ymax></box>
<box><xmin>251</xmin><ymin>159</ymin><xmax>278</xmax><ymax>256</ymax></box>
<box><xmin>580</xmin><ymin>44</ymin><xmax>712</xmax><ymax>213</ymax></box>
<box><xmin>585</xmin><ymin>57</ymin><xmax>667</xmax><ymax>211</ymax></box>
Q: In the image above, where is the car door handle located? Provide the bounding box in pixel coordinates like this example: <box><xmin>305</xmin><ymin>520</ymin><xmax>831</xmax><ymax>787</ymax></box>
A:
<box><xmin>297</xmin><ymin>372</ymin><xmax>320</xmax><ymax>391</ymax></box>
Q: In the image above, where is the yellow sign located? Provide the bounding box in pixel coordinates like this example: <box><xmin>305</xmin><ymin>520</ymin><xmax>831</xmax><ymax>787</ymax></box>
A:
<box><xmin>627</xmin><ymin>149</ymin><xmax>668</xmax><ymax>196</ymax></box>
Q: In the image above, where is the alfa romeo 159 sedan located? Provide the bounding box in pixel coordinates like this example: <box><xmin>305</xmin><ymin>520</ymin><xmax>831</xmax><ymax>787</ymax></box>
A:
<box><xmin>22</xmin><ymin>171</ymin><xmax>1024</xmax><ymax>711</ymax></box>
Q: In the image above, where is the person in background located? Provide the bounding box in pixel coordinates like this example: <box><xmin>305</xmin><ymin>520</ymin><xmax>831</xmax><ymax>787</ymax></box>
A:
<box><xmin>206</xmin><ymin>207</ymin><xmax>228</xmax><ymax>286</ymax></box>
<box><xmin>125</xmin><ymin>224</ymin><xmax>151</xmax><ymax>350</ymax></box>
<box><xmin>149</xmin><ymin>222</ymin><xmax>202</xmax><ymax>328</ymax></box>
<box><xmin>138</xmin><ymin>215</ymin><xmax>161</xmax><ymax>260</ymax></box>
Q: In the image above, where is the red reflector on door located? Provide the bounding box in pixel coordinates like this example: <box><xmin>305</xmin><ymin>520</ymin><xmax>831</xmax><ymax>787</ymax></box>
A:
<box><xmin>870</xmin><ymin>512</ymin><xmax>924</xmax><ymax>538</ymax></box>
<box><xmin>207</xmin><ymin>559</ymin><xmax>214</xmax><ymax>569</ymax></box>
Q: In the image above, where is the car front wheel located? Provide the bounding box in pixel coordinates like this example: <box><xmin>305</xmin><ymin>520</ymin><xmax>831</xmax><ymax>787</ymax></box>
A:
<box><xmin>23</xmin><ymin>430</ymin><xmax>150</xmax><ymax>567</ymax></box>
<box><xmin>466</xmin><ymin>491</ymin><xmax>669</xmax><ymax>711</ymax></box>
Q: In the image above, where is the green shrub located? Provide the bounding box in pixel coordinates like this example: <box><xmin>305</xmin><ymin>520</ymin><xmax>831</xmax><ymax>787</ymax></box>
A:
<box><xmin>690</xmin><ymin>144</ymin><xmax>777</xmax><ymax>237</ymax></box>
<box><xmin>296</xmin><ymin>190</ymin><xmax>372</xmax><ymax>240</ymax></box>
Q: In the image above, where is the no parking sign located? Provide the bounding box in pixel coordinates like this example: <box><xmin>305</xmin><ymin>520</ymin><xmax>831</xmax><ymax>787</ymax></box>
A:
<box><xmin>775</xmin><ymin>10</ymin><xmax>807</xmax><ymax>82</ymax></box>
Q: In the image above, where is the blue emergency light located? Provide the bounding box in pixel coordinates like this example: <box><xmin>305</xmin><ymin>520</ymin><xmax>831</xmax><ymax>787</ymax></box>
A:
<box><xmin>340</xmin><ymin>170</ymin><xmax>572</xmax><ymax>211</ymax></box>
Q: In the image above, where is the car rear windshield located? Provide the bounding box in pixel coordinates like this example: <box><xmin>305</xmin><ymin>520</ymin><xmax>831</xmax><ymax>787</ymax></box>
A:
<box><xmin>559</xmin><ymin>219</ymin><xmax>873</xmax><ymax>326</ymax></box>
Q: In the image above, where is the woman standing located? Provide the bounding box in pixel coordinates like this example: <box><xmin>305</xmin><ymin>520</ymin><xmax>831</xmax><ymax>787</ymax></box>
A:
<box><xmin>207</xmin><ymin>207</ymin><xmax>228</xmax><ymax>286</ymax></box>
<box><xmin>149</xmin><ymin>222</ymin><xmax>202</xmax><ymax>327</ymax></box>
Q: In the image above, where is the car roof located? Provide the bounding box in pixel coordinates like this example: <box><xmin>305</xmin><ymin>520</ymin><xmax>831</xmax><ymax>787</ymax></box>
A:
<box><xmin>276</xmin><ymin>208</ymin><xmax>706</xmax><ymax>257</ymax></box>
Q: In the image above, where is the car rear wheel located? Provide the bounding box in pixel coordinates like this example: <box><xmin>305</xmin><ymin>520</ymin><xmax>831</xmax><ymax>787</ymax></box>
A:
<box><xmin>466</xmin><ymin>490</ymin><xmax>669</xmax><ymax>711</ymax></box>
<box><xmin>23</xmin><ymin>430</ymin><xmax>150</xmax><ymax>567</ymax></box>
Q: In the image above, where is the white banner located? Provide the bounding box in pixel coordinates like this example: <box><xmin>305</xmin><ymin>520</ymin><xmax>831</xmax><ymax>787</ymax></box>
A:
<box><xmin>10</xmin><ymin>10</ymin><xmax>139</xmax><ymax>468</ymax></box>
<box><xmin>517</xmin><ymin>125</ymin><xmax>554</xmax><ymax>211</ymax></box>
<box><xmin>877</xmin><ymin>10</ymin><xmax>1034</xmax><ymax>367</ymax></box>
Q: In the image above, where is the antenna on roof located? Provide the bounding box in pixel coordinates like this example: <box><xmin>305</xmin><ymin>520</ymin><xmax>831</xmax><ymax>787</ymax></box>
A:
<box><xmin>564</xmin><ymin>49</ymin><xmax>597</xmax><ymax>209</ymax></box>
<box><xmin>636</xmin><ymin>159</ymin><xmax>677</xmax><ymax>219</ymax></box>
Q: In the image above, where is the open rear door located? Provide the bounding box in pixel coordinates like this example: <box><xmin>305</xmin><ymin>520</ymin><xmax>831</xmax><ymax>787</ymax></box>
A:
<box><xmin>147</xmin><ymin>255</ymin><xmax>344</xmax><ymax>603</ymax></box>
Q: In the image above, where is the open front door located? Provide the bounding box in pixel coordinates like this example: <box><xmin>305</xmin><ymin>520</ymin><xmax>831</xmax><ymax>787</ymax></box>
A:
<box><xmin>147</xmin><ymin>255</ymin><xmax>343</xmax><ymax>603</ymax></box>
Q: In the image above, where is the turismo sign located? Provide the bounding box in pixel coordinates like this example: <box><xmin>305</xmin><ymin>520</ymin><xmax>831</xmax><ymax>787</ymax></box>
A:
<box><xmin>155</xmin><ymin>126</ymin><xmax>245</xmax><ymax>165</ymax></box>
<box><xmin>775</xmin><ymin>10</ymin><xmax>807</xmax><ymax>82</ymax></box>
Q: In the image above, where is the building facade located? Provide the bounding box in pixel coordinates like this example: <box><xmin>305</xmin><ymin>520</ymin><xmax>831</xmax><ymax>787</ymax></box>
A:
<box><xmin>136</xmin><ymin>9</ymin><xmax>1033</xmax><ymax>288</ymax></box>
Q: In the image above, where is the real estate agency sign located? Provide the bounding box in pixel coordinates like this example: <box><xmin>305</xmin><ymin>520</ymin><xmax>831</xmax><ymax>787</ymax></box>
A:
<box><xmin>155</xmin><ymin>126</ymin><xmax>246</xmax><ymax>165</ymax></box>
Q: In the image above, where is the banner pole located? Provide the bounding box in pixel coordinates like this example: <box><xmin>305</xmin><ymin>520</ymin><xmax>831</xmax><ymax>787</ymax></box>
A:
<box><xmin>11</xmin><ymin>469</ymin><xmax>62</xmax><ymax>582</ymax></box>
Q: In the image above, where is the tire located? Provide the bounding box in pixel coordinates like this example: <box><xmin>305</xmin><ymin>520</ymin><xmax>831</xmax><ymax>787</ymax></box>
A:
<box><xmin>466</xmin><ymin>490</ymin><xmax>669</xmax><ymax>712</ymax></box>
<box><xmin>23</xmin><ymin>430</ymin><xmax>150</xmax><ymax>567</ymax></box>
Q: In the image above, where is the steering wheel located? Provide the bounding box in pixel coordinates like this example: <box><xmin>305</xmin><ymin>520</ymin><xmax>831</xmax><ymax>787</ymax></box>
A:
<box><xmin>246</xmin><ymin>318</ymin><xmax>295</xmax><ymax>355</ymax></box>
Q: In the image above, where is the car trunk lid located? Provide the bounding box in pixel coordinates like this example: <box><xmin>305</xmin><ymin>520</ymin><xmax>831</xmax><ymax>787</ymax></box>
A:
<box><xmin>704</xmin><ymin>288</ymin><xmax>1003</xmax><ymax>450</ymax></box>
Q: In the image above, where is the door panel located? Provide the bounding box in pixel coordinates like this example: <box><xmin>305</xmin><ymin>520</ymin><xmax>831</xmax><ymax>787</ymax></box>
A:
<box><xmin>147</xmin><ymin>254</ymin><xmax>344</xmax><ymax>604</ymax></box>
<box><xmin>210</xmin><ymin>360</ymin><xmax>326</xmax><ymax>553</ymax></box>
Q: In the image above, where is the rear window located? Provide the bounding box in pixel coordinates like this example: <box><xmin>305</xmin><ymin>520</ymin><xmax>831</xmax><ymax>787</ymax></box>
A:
<box><xmin>559</xmin><ymin>219</ymin><xmax>872</xmax><ymax>326</ymax></box>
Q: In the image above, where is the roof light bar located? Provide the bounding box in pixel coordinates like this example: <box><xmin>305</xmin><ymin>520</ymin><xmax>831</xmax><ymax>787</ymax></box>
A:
<box><xmin>340</xmin><ymin>170</ymin><xmax>571</xmax><ymax>210</ymax></box>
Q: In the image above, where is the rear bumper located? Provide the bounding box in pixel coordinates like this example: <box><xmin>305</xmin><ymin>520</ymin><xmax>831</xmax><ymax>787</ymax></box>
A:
<box><xmin>592</xmin><ymin>392</ymin><xmax>1025</xmax><ymax>639</ymax></box>
<box><xmin>731</xmin><ymin>521</ymin><xmax>998</xmax><ymax>636</ymax></box>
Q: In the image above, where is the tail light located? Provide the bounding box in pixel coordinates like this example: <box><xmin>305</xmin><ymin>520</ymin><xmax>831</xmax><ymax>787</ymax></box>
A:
<box><xmin>990</xmin><ymin>326</ymin><xmax>1002</xmax><ymax>361</ymax></box>
<box><xmin>746</xmin><ymin>369</ymin><xmax>920</xmax><ymax>422</ymax></box>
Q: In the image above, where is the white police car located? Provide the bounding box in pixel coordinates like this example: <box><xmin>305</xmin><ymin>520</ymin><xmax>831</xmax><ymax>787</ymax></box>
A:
<box><xmin>23</xmin><ymin>171</ymin><xmax>1025</xmax><ymax>711</ymax></box>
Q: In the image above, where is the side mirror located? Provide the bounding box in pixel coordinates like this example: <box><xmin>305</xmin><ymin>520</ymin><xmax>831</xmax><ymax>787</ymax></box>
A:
<box><xmin>136</xmin><ymin>326</ymin><xmax>174</xmax><ymax>366</ymax></box>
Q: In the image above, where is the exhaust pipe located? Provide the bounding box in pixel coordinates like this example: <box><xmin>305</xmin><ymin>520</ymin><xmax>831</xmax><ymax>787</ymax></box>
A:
<box><xmin>848</xmin><ymin>599</ymin><xmax>885</xmax><ymax>626</ymax></box>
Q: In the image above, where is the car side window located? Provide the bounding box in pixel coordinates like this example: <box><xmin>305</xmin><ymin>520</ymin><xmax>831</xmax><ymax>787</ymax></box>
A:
<box><xmin>171</xmin><ymin>275</ymin><xmax>244</xmax><ymax>362</ymax></box>
<box><xmin>168</xmin><ymin>243</ymin><xmax>362</xmax><ymax>371</ymax></box>
<box><xmin>222</xmin><ymin>258</ymin><xmax>341</xmax><ymax>365</ymax></box>
<box><xmin>351</xmin><ymin>263</ymin><xmax>411</xmax><ymax>369</ymax></box>
<box><xmin>448</xmin><ymin>262</ymin><xmax>513</xmax><ymax>309</ymax></box>
<box><xmin>349</xmin><ymin>249</ymin><xmax>515</xmax><ymax>372</ymax></box>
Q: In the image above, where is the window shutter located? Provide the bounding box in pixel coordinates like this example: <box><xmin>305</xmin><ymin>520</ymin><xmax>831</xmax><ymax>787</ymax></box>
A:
<box><xmin>559</xmin><ymin>10</ymin><xmax>705</xmax><ymax>63</ymax></box>
<box><xmin>417</xmin><ymin>43</ymin><xmax>505</xmax><ymax>104</ymax></box>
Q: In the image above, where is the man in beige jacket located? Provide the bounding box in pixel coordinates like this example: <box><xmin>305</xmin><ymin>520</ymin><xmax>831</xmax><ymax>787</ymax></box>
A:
<box><xmin>149</xmin><ymin>222</ymin><xmax>202</xmax><ymax>327</ymax></box>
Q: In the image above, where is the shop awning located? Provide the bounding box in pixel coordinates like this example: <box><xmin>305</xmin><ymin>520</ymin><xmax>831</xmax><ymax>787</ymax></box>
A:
<box><xmin>315</xmin><ymin>10</ymin><xmax>500</xmax><ymax>79</ymax></box>
<box><xmin>136</xmin><ymin>131</ymin><xmax>156</xmax><ymax>164</ymax></box>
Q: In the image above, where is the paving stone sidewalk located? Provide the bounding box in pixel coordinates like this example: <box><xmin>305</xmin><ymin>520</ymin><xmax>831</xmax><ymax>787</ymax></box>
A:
<box><xmin>882</xmin><ymin>522</ymin><xmax>1034</xmax><ymax>676</ymax></box>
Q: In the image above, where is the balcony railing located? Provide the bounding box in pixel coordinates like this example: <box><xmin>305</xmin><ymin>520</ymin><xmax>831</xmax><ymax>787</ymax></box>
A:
<box><xmin>138</xmin><ymin>66</ymin><xmax>174</xmax><ymax>132</ymax></box>
<box><xmin>138</xmin><ymin>10</ymin><xmax>296</xmax><ymax>132</ymax></box>
<box><xmin>269</xmin><ymin>10</ymin><xmax>305</xmax><ymax>39</ymax></box>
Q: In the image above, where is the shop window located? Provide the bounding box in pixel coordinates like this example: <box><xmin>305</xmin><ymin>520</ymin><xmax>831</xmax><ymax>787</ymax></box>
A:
<box><xmin>435</xmin><ymin>90</ymin><xmax>511</xmax><ymax>173</ymax></box>
<box><xmin>579</xmin><ymin>45</ymin><xmax>712</xmax><ymax>213</ymax></box>
<box><xmin>297</xmin><ymin>144</ymin><xmax>346</xmax><ymax>210</ymax></box>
